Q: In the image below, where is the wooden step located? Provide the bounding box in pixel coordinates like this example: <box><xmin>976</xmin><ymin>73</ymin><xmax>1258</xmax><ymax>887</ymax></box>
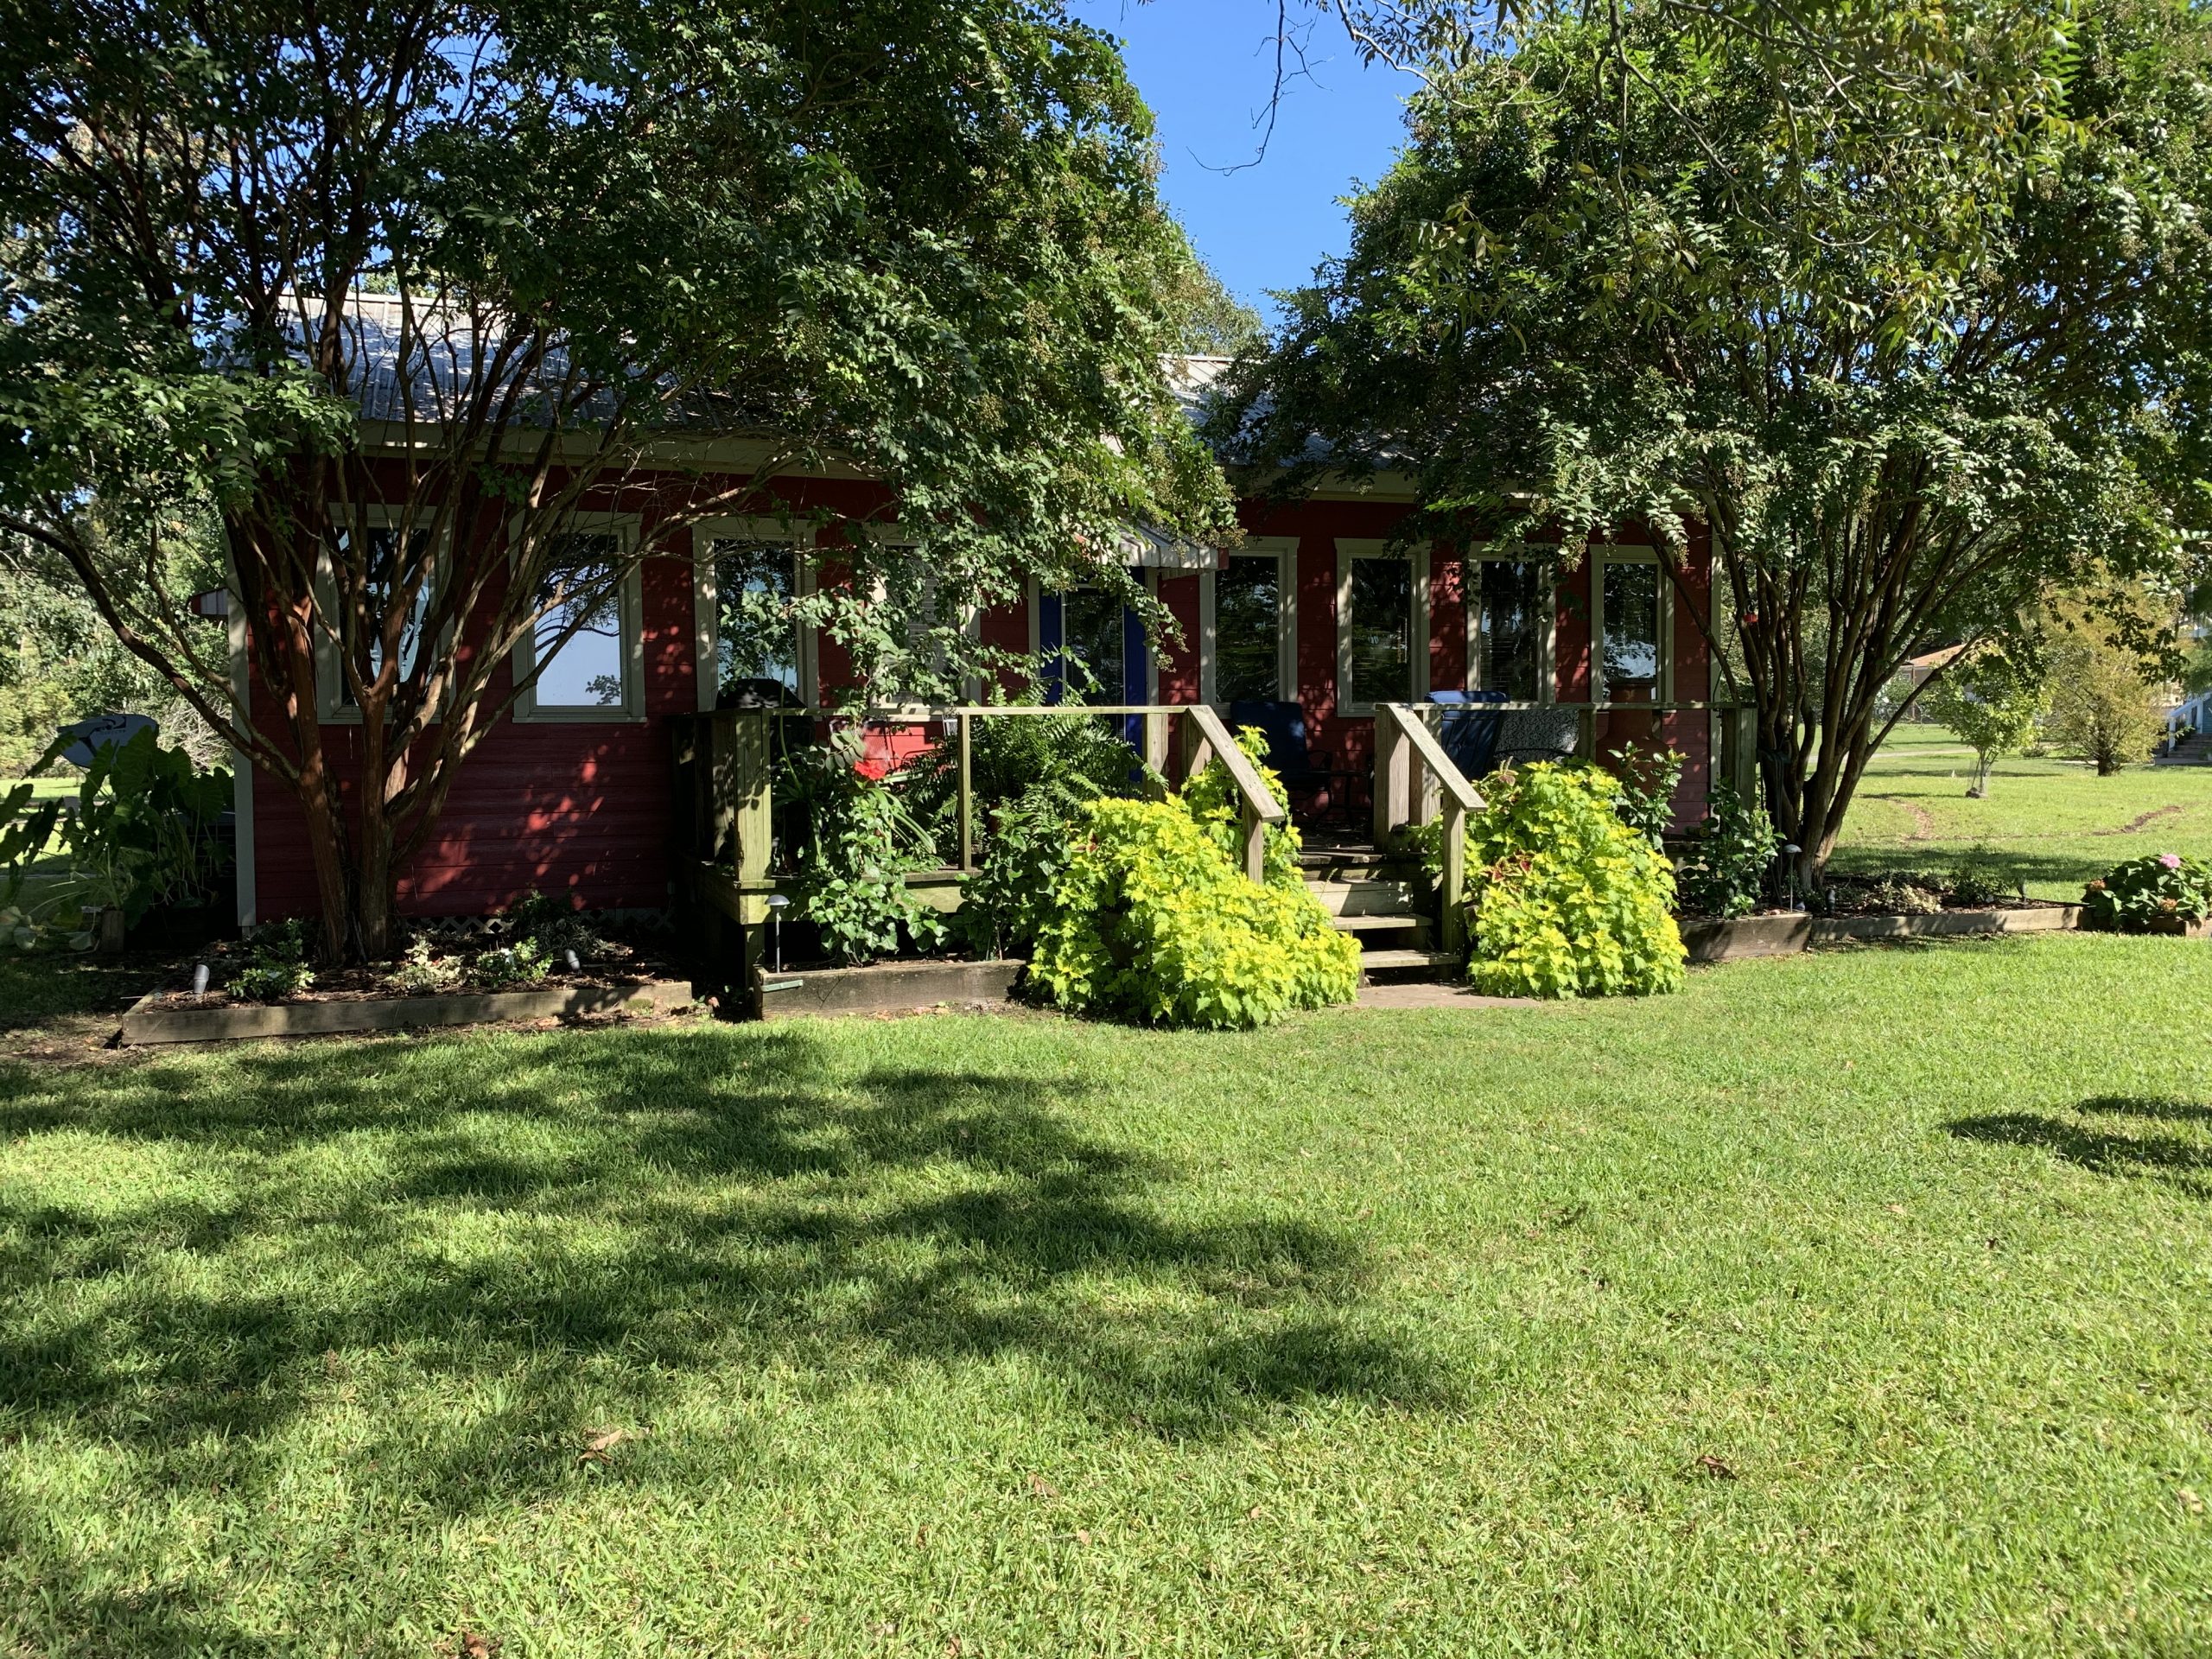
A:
<box><xmin>1357</xmin><ymin>946</ymin><xmax>1460</xmax><ymax>982</ymax></box>
<box><xmin>1303</xmin><ymin>878</ymin><xmax>1416</xmax><ymax>917</ymax></box>
<box><xmin>1328</xmin><ymin>912</ymin><xmax>1426</xmax><ymax>934</ymax></box>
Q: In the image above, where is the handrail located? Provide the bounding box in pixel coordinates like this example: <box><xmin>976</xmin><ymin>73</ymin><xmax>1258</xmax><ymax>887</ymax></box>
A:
<box><xmin>1179</xmin><ymin>702</ymin><xmax>1287</xmax><ymax>883</ymax></box>
<box><xmin>1389</xmin><ymin>712</ymin><xmax>1482</xmax><ymax>815</ymax></box>
<box><xmin>683</xmin><ymin>702</ymin><xmax>1286</xmax><ymax>887</ymax></box>
<box><xmin>1373</xmin><ymin>702</ymin><xmax>1483</xmax><ymax>955</ymax></box>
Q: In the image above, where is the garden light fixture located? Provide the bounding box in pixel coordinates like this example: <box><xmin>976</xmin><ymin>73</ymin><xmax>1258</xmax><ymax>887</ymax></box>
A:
<box><xmin>767</xmin><ymin>892</ymin><xmax>791</xmax><ymax>972</ymax></box>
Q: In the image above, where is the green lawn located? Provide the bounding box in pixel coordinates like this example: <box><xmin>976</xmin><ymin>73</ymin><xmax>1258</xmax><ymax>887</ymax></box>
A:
<box><xmin>3</xmin><ymin>938</ymin><xmax>2211</xmax><ymax>1654</ymax></box>
<box><xmin>1832</xmin><ymin>727</ymin><xmax>2212</xmax><ymax>899</ymax></box>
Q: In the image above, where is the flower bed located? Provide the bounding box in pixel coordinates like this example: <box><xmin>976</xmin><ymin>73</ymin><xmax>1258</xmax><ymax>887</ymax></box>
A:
<box><xmin>144</xmin><ymin>895</ymin><xmax>682</xmax><ymax>1016</ymax></box>
<box><xmin>2080</xmin><ymin>852</ymin><xmax>2212</xmax><ymax>933</ymax></box>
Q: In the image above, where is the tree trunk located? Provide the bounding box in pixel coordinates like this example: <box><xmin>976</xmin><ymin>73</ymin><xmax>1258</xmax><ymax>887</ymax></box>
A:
<box><xmin>295</xmin><ymin>755</ymin><xmax>353</xmax><ymax>963</ymax></box>
<box><xmin>355</xmin><ymin>798</ymin><xmax>397</xmax><ymax>961</ymax></box>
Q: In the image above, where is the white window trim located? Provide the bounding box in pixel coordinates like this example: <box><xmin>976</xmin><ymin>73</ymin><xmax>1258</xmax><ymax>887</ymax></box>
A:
<box><xmin>512</xmin><ymin>513</ymin><xmax>647</xmax><ymax>723</ymax></box>
<box><xmin>1463</xmin><ymin>543</ymin><xmax>1557</xmax><ymax>707</ymax></box>
<box><xmin>693</xmin><ymin>517</ymin><xmax>817</xmax><ymax>713</ymax></box>
<box><xmin>314</xmin><ymin>505</ymin><xmax>449</xmax><ymax>723</ymax></box>
<box><xmin>1335</xmin><ymin>538</ymin><xmax>1429</xmax><ymax>717</ymax></box>
<box><xmin>1592</xmin><ymin>543</ymin><xmax>1673</xmax><ymax>706</ymax></box>
<box><xmin>1199</xmin><ymin>537</ymin><xmax>1298</xmax><ymax>707</ymax></box>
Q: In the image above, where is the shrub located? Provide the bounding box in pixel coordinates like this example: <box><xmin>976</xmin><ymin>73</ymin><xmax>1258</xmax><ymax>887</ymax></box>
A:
<box><xmin>1607</xmin><ymin>743</ymin><xmax>1686</xmax><ymax>847</ymax></box>
<box><xmin>1947</xmin><ymin>845</ymin><xmax>2014</xmax><ymax>909</ymax></box>
<box><xmin>1867</xmin><ymin>873</ymin><xmax>1943</xmax><ymax>914</ymax></box>
<box><xmin>1030</xmin><ymin>794</ymin><xmax>1360</xmax><ymax>1028</ymax></box>
<box><xmin>1179</xmin><ymin>725</ymin><xmax>1305</xmax><ymax>885</ymax></box>
<box><xmin>783</xmin><ymin>728</ymin><xmax>945</xmax><ymax>965</ymax></box>
<box><xmin>1674</xmin><ymin>781</ymin><xmax>1777</xmax><ymax>917</ymax></box>
<box><xmin>2082</xmin><ymin>853</ymin><xmax>2212</xmax><ymax>931</ymax></box>
<box><xmin>470</xmin><ymin>939</ymin><xmax>550</xmax><ymax>988</ymax></box>
<box><xmin>228</xmin><ymin>919</ymin><xmax>315</xmax><ymax>1001</ymax></box>
<box><xmin>387</xmin><ymin>936</ymin><xmax>462</xmax><ymax>995</ymax></box>
<box><xmin>939</xmin><ymin>711</ymin><xmax>1153</xmax><ymax>960</ymax></box>
<box><xmin>1420</xmin><ymin>761</ymin><xmax>1685</xmax><ymax>999</ymax></box>
<box><xmin>499</xmin><ymin>889</ymin><xmax>603</xmax><ymax>960</ymax></box>
<box><xmin>912</xmin><ymin>707</ymin><xmax>1148</xmax><ymax>831</ymax></box>
<box><xmin>955</xmin><ymin>785</ymin><xmax>1079</xmax><ymax>959</ymax></box>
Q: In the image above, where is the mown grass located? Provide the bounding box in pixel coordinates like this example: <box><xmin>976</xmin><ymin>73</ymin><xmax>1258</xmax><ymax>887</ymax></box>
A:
<box><xmin>3</xmin><ymin>936</ymin><xmax>2211</xmax><ymax>1655</ymax></box>
<box><xmin>1832</xmin><ymin>727</ymin><xmax>2212</xmax><ymax>899</ymax></box>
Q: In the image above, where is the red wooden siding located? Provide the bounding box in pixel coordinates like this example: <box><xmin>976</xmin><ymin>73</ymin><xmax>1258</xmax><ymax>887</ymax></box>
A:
<box><xmin>244</xmin><ymin>474</ymin><xmax>1722</xmax><ymax>922</ymax></box>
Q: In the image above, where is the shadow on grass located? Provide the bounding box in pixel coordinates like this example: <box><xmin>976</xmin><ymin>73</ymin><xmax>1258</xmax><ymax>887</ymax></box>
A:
<box><xmin>0</xmin><ymin>1023</ymin><xmax>1446</xmax><ymax>1602</ymax></box>
<box><xmin>1947</xmin><ymin>1095</ymin><xmax>2212</xmax><ymax>1199</ymax></box>
<box><xmin>0</xmin><ymin>957</ymin><xmax>159</xmax><ymax>1033</ymax></box>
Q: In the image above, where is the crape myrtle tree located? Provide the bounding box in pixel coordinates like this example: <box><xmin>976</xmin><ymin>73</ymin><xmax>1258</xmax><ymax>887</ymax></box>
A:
<box><xmin>1217</xmin><ymin>0</ymin><xmax>2212</xmax><ymax>878</ymax></box>
<box><xmin>0</xmin><ymin>0</ymin><xmax>1236</xmax><ymax>961</ymax></box>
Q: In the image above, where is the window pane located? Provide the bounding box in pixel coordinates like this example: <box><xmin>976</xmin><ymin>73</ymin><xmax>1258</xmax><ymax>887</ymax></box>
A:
<box><xmin>334</xmin><ymin>525</ymin><xmax>431</xmax><ymax>707</ymax></box>
<box><xmin>1217</xmin><ymin>556</ymin><xmax>1281</xmax><ymax>703</ymax></box>
<box><xmin>713</xmin><ymin>539</ymin><xmax>799</xmax><ymax>699</ymax></box>
<box><xmin>1347</xmin><ymin>557</ymin><xmax>1411</xmax><ymax>706</ymax></box>
<box><xmin>1475</xmin><ymin>559</ymin><xmax>1541</xmax><ymax>702</ymax></box>
<box><xmin>1602</xmin><ymin>560</ymin><xmax>1660</xmax><ymax>702</ymax></box>
<box><xmin>532</xmin><ymin>533</ymin><xmax>626</xmax><ymax>708</ymax></box>
<box><xmin>1061</xmin><ymin>588</ymin><xmax>1124</xmax><ymax>702</ymax></box>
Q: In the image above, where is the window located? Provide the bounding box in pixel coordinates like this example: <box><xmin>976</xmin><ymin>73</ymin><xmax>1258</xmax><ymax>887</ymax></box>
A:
<box><xmin>1597</xmin><ymin>550</ymin><xmax>1665</xmax><ymax>704</ymax></box>
<box><xmin>1336</xmin><ymin>542</ymin><xmax>1427</xmax><ymax>715</ymax></box>
<box><xmin>317</xmin><ymin>518</ymin><xmax>437</xmax><ymax>721</ymax></box>
<box><xmin>1216</xmin><ymin>554</ymin><xmax>1286</xmax><ymax>703</ymax></box>
<box><xmin>1471</xmin><ymin>556</ymin><xmax>1546</xmax><ymax>702</ymax></box>
<box><xmin>1060</xmin><ymin>588</ymin><xmax>1127</xmax><ymax>702</ymax></box>
<box><xmin>516</xmin><ymin>527</ymin><xmax>641</xmax><ymax>719</ymax></box>
<box><xmin>710</xmin><ymin>538</ymin><xmax>802</xmax><ymax>703</ymax></box>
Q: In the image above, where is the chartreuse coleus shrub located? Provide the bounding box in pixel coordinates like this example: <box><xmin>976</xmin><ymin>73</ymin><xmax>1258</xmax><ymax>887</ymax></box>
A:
<box><xmin>2082</xmin><ymin>852</ymin><xmax>2212</xmax><ymax>931</ymax></box>
<box><xmin>1418</xmin><ymin>761</ymin><xmax>1685</xmax><ymax>999</ymax></box>
<box><xmin>1031</xmin><ymin>734</ymin><xmax>1359</xmax><ymax>1028</ymax></box>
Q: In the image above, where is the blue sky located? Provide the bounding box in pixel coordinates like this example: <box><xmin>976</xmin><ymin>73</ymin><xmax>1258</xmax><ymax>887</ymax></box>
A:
<box><xmin>1069</xmin><ymin>1</ymin><xmax>1421</xmax><ymax>322</ymax></box>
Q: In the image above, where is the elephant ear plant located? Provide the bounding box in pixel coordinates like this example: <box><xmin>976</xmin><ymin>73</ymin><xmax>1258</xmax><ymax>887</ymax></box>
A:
<box><xmin>0</xmin><ymin>727</ymin><xmax>232</xmax><ymax>948</ymax></box>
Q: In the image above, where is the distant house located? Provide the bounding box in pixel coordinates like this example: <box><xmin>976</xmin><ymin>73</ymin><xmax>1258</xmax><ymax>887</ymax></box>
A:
<box><xmin>229</xmin><ymin>337</ymin><xmax>1726</xmax><ymax>928</ymax></box>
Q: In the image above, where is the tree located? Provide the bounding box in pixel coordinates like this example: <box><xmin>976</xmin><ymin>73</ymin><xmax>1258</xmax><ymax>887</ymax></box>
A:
<box><xmin>1923</xmin><ymin>648</ymin><xmax>2049</xmax><ymax>798</ymax></box>
<box><xmin>1171</xmin><ymin>261</ymin><xmax>1268</xmax><ymax>358</ymax></box>
<box><xmin>0</xmin><ymin>0</ymin><xmax>1235</xmax><ymax>960</ymax></box>
<box><xmin>2045</xmin><ymin>599</ymin><xmax>2170</xmax><ymax>775</ymax></box>
<box><xmin>1214</xmin><ymin>0</ymin><xmax>2211</xmax><ymax>879</ymax></box>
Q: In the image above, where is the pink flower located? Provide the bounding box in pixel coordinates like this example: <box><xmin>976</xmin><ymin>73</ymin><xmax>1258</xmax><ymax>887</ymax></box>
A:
<box><xmin>853</xmin><ymin>757</ymin><xmax>890</xmax><ymax>782</ymax></box>
<box><xmin>2161</xmin><ymin>853</ymin><xmax>2184</xmax><ymax>870</ymax></box>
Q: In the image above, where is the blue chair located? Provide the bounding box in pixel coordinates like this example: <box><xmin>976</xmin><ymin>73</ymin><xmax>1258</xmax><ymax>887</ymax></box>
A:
<box><xmin>1428</xmin><ymin>690</ymin><xmax>1509</xmax><ymax>779</ymax></box>
<box><xmin>1225</xmin><ymin>700</ymin><xmax>1363</xmax><ymax>825</ymax></box>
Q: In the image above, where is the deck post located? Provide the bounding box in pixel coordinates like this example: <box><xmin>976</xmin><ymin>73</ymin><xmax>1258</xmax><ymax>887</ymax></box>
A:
<box><xmin>1439</xmin><ymin>796</ymin><xmax>1469</xmax><ymax>954</ymax></box>
<box><xmin>957</xmin><ymin>713</ymin><xmax>975</xmax><ymax>872</ymax></box>
<box><xmin>1575</xmin><ymin>704</ymin><xmax>1599</xmax><ymax>762</ymax></box>
<box><xmin>1143</xmin><ymin>709</ymin><xmax>1168</xmax><ymax>779</ymax></box>
<box><xmin>1728</xmin><ymin>704</ymin><xmax>1759</xmax><ymax>798</ymax></box>
<box><xmin>1372</xmin><ymin>705</ymin><xmax>1411</xmax><ymax>847</ymax></box>
<box><xmin>1242</xmin><ymin>796</ymin><xmax>1266</xmax><ymax>883</ymax></box>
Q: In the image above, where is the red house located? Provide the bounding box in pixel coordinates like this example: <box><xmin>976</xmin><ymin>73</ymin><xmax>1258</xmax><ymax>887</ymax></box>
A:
<box><xmin>230</xmin><ymin>354</ymin><xmax>1732</xmax><ymax>934</ymax></box>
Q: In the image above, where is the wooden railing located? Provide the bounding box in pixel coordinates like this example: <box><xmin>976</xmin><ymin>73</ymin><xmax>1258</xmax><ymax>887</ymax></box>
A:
<box><xmin>670</xmin><ymin>702</ymin><xmax>1287</xmax><ymax>950</ymax></box>
<box><xmin>1371</xmin><ymin>703</ymin><xmax>1483</xmax><ymax>954</ymax></box>
<box><xmin>1369</xmin><ymin>699</ymin><xmax>1759</xmax><ymax>955</ymax></box>
<box><xmin>938</xmin><ymin>702</ymin><xmax>1282</xmax><ymax>880</ymax></box>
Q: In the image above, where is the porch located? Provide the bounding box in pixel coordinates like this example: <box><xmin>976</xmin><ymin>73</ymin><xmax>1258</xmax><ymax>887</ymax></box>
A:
<box><xmin>668</xmin><ymin>698</ymin><xmax>1757</xmax><ymax>1002</ymax></box>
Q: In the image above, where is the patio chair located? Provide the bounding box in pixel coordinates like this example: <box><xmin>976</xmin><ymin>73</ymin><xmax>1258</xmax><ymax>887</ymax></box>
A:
<box><xmin>1225</xmin><ymin>699</ymin><xmax>1363</xmax><ymax>826</ymax></box>
<box><xmin>1494</xmin><ymin>707</ymin><xmax>1581</xmax><ymax>767</ymax></box>
<box><xmin>1428</xmin><ymin>690</ymin><xmax>1509</xmax><ymax>780</ymax></box>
